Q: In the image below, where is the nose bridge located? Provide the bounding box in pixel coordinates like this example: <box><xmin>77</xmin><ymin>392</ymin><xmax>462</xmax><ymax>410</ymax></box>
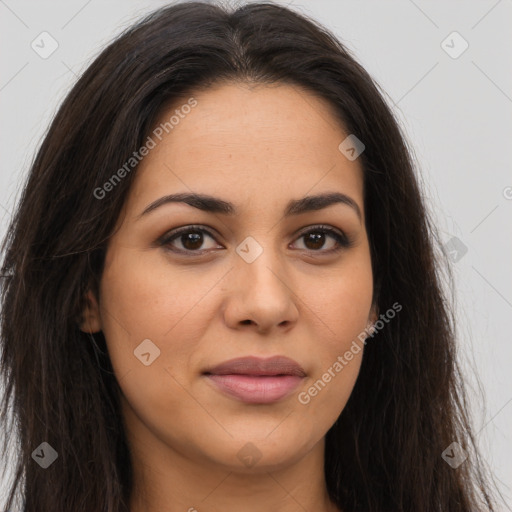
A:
<box><xmin>224</xmin><ymin>233</ymin><xmax>298</xmax><ymax>331</ymax></box>
<box><xmin>236</xmin><ymin>234</ymin><xmax>287</xmax><ymax>298</ymax></box>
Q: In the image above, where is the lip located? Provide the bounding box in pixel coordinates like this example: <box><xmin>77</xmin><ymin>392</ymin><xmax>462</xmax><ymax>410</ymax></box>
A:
<box><xmin>203</xmin><ymin>356</ymin><xmax>306</xmax><ymax>404</ymax></box>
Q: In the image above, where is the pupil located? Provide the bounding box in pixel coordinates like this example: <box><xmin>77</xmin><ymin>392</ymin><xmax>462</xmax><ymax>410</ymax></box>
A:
<box><xmin>306</xmin><ymin>232</ymin><xmax>324</xmax><ymax>250</ymax></box>
<box><xmin>183</xmin><ymin>232</ymin><xmax>203</xmax><ymax>250</ymax></box>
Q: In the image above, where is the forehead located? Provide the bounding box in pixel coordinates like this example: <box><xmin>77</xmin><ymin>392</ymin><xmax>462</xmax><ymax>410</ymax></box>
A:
<box><xmin>126</xmin><ymin>82</ymin><xmax>364</xmax><ymax>216</ymax></box>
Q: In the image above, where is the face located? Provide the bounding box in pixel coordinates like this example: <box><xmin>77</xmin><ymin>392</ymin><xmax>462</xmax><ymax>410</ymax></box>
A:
<box><xmin>81</xmin><ymin>82</ymin><xmax>377</xmax><ymax>474</ymax></box>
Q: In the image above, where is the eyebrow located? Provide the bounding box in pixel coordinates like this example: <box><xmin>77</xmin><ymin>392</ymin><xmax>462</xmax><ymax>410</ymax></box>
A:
<box><xmin>137</xmin><ymin>191</ymin><xmax>362</xmax><ymax>222</ymax></box>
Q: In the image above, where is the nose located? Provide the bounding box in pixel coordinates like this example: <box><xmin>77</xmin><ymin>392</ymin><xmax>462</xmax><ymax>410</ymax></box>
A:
<box><xmin>222</xmin><ymin>243</ymin><xmax>299</xmax><ymax>334</ymax></box>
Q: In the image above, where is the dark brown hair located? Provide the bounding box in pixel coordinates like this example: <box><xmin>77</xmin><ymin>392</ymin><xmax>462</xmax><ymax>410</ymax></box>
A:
<box><xmin>0</xmin><ymin>1</ymin><xmax>499</xmax><ymax>510</ymax></box>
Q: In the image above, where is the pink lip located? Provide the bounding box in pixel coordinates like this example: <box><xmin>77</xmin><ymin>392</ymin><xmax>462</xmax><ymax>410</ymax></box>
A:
<box><xmin>206</xmin><ymin>374</ymin><xmax>303</xmax><ymax>403</ymax></box>
<box><xmin>203</xmin><ymin>356</ymin><xmax>306</xmax><ymax>404</ymax></box>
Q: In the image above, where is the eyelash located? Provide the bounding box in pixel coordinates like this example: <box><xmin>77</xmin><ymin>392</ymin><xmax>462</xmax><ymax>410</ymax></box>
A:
<box><xmin>157</xmin><ymin>224</ymin><xmax>353</xmax><ymax>256</ymax></box>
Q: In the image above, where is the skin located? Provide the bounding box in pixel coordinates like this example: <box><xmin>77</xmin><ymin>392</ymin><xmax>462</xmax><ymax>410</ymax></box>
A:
<box><xmin>81</xmin><ymin>81</ymin><xmax>378</xmax><ymax>512</ymax></box>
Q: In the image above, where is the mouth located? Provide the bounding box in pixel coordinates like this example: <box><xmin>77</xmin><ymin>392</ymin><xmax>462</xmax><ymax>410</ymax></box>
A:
<box><xmin>203</xmin><ymin>355</ymin><xmax>306</xmax><ymax>404</ymax></box>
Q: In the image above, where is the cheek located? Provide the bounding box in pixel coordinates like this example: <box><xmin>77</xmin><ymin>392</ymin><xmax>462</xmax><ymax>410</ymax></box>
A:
<box><xmin>98</xmin><ymin>249</ymin><xmax>210</xmax><ymax>445</ymax></box>
<box><xmin>294</xmin><ymin>252</ymin><xmax>372</xmax><ymax>427</ymax></box>
<box><xmin>98</xmin><ymin>247</ymin><xmax>210</xmax><ymax>381</ymax></box>
<box><xmin>304</xmin><ymin>248</ymin><xmax>374</xmax><ymax>349</ymax></box>
<box><xmin>295</xmin><ymin>291</ymin><xmax>367</xmax><ymax>439</ymax></box>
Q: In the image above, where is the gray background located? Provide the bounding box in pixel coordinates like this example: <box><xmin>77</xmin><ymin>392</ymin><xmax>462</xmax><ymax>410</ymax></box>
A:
<box><xmin>1</xmin><ymin>0</ymin><xmax>511</xmax><ymax>508</ymax></box>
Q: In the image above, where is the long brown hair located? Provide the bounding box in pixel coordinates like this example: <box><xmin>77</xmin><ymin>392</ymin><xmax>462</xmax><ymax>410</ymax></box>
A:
<box><xmin>0</xmin><ymin>1</ymin><xmax>499</xmax><ymax>510</ymax></box>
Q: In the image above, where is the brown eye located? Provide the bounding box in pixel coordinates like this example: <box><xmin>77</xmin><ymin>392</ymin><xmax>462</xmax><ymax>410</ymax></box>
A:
<box><xmin>303</xmin><ymin>232</ymin><xmax>327</xmax><ymax>250</ymax></box>
<box><xmin>159</xmin><ymin>226</ymin><xmax>220</xmax><ymax>253</ymax></box>
<box><xmin>292</xmin><ymin>226</ymin><xmax>351</xmax><ymax>254</ymax></box>
<box><xmin>177</xmin><ymin>231</ymin><xmax>205</xmax><ymax>251</ymax></box>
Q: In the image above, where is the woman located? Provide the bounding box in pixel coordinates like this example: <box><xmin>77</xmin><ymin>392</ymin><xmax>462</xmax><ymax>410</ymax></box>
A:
<box><xmin>0</xmin><ymin>1</ymin><xmax>499</xmax><ymax>510</ymax></box>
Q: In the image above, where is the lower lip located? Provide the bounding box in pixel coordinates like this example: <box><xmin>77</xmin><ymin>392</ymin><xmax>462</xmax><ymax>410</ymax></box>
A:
<box><xmin>205</xmin><ymin>374</ymin><xmax>304</xmax><ymax>404</ymax></box>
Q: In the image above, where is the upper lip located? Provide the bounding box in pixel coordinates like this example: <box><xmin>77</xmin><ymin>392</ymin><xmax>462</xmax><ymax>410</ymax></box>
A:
<box><xmin>203</xmin><ymin>356</ymin><xmax>306</xmax><ymax>377</ymax></box>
